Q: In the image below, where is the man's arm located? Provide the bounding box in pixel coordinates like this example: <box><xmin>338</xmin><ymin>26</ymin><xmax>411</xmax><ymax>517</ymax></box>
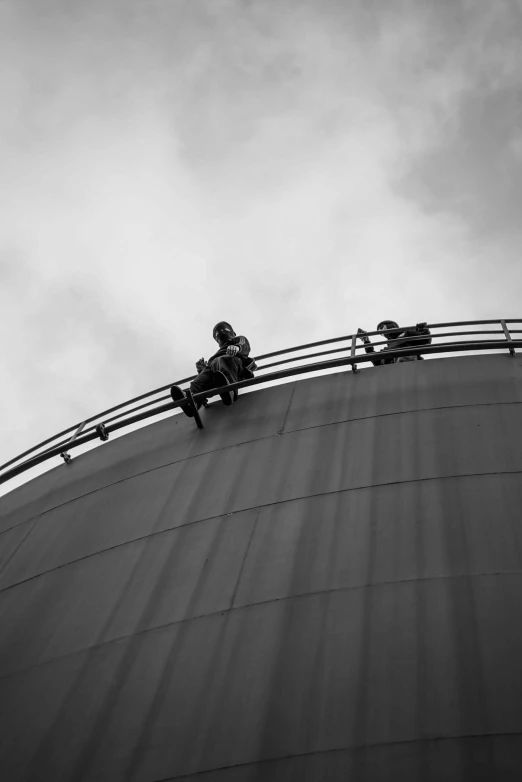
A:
<box><xmin>357</xmin><ymin>328</ymin><xmax>374</xmax><ymax>354</ymax></box>
<box><xmin>226</xmin><ymin>335</ymin><xmax>251</xmax><ymax>357</ymax></box>
<box><xmin>399</xmin><ymin>323</ymin><xmax>431</xmax><ymax>348</ymax></box>
<box><xmin>209</xmin><ymin>335</ymin><xmax>251</xmax><ymax>361</ymax></box>
<box><xmin>357</xmin><ymin>328</ymin><xmax>383</xmax><ymax>366</ymax></box>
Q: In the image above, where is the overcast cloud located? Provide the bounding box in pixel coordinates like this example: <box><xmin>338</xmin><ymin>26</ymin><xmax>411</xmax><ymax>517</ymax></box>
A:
<box><xmin>1</xmin><ymin>0</ymin><xmax>521</xmax><ymax>484</ymax></box>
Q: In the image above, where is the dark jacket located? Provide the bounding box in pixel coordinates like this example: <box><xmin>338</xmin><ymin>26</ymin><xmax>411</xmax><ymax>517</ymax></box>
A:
<box><xmin>365</xmin><ymin>326</ymin><xmax>431</xmax><ymax>366</ymax></box>
<box><xmin>209</xmin><ymin>335</ymin><xmax>257</xmax><ymax>377</ymax></box>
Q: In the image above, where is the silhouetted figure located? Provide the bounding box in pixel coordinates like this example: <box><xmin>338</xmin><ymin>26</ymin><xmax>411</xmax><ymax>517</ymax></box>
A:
<box><xmin>171</xmin><ymin>321</ymin><xmax>256</xmax><ymax>418</ymax></box>
<box><xmin>358</xmin><ymin>320</ymin><xmax>431</xmax><ymax>366</ymax></box>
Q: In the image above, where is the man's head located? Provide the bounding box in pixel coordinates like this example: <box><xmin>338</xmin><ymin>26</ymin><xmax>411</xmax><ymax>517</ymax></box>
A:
<box><xmin>213</xmin><ymin>321</ymin><xmax>235</xmax><ymax>346</ymax></box>
<box><xmin>377</xmin><ymin>320</ymin><xmax>400</xmax><ymax>340</ymax></box>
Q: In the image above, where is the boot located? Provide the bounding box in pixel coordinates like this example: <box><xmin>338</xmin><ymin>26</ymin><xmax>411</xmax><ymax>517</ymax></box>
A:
<box><xmin>170</xmin><ymin>385</ymin><xmax>194</xmax><ymax>417</ymax></box>
<box><xmin>213</xmin><ymin>370</ymin><xmax>235</xmax><ymax>406</ymax></box>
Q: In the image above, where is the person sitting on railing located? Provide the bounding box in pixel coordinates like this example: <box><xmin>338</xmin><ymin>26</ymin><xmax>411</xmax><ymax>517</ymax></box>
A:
<box><xmin>171</xmin><ymin>321</ymin><xmax>256</xmax><ymax>417</ymax></box>
<box><xmin>357</xmin><ymin>320</ymin><xmax>431</xmax><ymax>365</ymax></box>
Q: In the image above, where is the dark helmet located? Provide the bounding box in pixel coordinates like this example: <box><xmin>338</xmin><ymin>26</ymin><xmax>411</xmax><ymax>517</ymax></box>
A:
<box><xmin>377</xmin><ymin>319</ymin><xmax>399</xmax><ymax>332</ymax></box>
<box><xmin>213</xmin><ymin>321</ymin><xmax>235</xmax><ymax>341</ymax></box>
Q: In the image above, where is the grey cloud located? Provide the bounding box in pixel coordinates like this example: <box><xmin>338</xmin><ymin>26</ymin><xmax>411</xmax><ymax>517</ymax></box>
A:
<box><xmin>394</xmin><ymin>1</ymin><xmax>522</xmax><ymax>226</ymax></box>
<box><xmin>401</xmin><ymin>87</ymin><xmax>522</xmax><ymax>237</ymax></box>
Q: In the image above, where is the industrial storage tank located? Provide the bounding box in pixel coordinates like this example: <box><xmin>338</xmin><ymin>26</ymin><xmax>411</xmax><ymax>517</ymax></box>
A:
<box><xmin>1</xmin><ymin>327</ymin><xmax>522</xmax><ymax>780</ymax></box>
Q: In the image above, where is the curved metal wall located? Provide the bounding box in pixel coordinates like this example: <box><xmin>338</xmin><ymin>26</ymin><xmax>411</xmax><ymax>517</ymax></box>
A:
<box><xmin>1</xmin><ymin>354</ymin><xmax>522</xmax><ymax>781</ymax></box>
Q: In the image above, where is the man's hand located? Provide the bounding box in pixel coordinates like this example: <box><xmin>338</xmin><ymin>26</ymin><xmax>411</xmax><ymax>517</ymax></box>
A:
<box><xmin>415</xmin><ymin>322</ymin><xmax>428</xmax><ymax>331</ymax></box>
<box><xmin>226</xmin><ymin>344</ymin><xmax>240</xmax><ymax>356</ymax></box>
<box><xmin>357</xmin><ymin>327</ymin><xmax>370</xmax><ymax>344</ymax></box>
<box><xmin>195</xmin><ymin>357</ymin><xmax>207</xmax><ymax>372</ymax></box>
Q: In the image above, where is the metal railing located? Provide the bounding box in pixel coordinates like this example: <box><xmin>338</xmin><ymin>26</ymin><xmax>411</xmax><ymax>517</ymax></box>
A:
<box><xmin>1</xmin><ymin>319</ymin><xmax>520</xmax><ymax>487</ymax></box>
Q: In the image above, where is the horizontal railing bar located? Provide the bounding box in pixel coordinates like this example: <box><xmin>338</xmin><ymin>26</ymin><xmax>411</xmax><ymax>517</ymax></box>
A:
<box><xmin>87</xmin><ymin>329</ymin><xmax>522</xmax><ymax>423</ymax></box>
<box><xmin>253</xmin><ymin>323</ymin><xmax>435</xmax><ymax>362</ymax></box>
<box><xmin>428</xmin><ymin>319</ymin><xmax>521</xmax><ymax>328</ymax></box>
<box><xmin>349</xmin><ymin>329</ymin><xmax>522</xmax><ymax>353</ymax></box>
<box><xmin>192</xmin><ymin>338</ymin><xmax>522</xmax><ymax>399</ymax></box>
<box><xmin>250</xmin><ymin>320</ymin><xmax>513</xmax><ymax>363</ymax></box>
<box><xmin>0</xmin><ymin>377</ymin><xmax>196</xmax><ymax>472</ymax></box>
<box><xmin>2</xmin><ymin>337</ymin><xmax>521</xmax><ymax>487</ymax></box>
<box><xmin>73</xmin><ymin>394</ymin><xmax>174</xmax><ymax>439</ymax></box>
<box><xmin>252</xmin><ymin>334</ymin><xmax>355</xmax><ymax>361</ymax></box>
<box><xmin>78</xmin><ymin>329</ymin><xmax>515</xmax><ymax>423</ymax></box>
<box><xmin>349</xmin><ymin>331</ymin><xmax>514</xmax><ymax>353</ymax></box>
<box><xmin>2</xmin><ymin>319</ymin><xmax>521</xmax><ymax>477</ymax></box>
<box><xmin>0</xmin><ymin>333</ymin><xmax>377</xmax><ymax>470</ymax></box>
<box><xmin>259</xmin><ymin>346</ymin><xmax>354</xmax><ymax>370</ymax></box>
<box><xmin>0</xmin><ymin>401</ymin><xmax>185</xmax><ymax>485</ymax></box>
<box><xmin>55</xmin><ymin>329</ymin><xmax>520</xmax><ymax>433</ymax></box>
<box><xmin>78</xmin><ymin>376</ymin><xmax>195</xmax><ymax>426</ymax></box>
<box><xmin>29</xmin><ymin>331</ymin><xmax>513</xmax><ymax>458</ymax></box>
<box><xmin>256</xmin><ymin>330</ymin><xmax>510</xmax><ymax>371</ymax></box>
<box><xmin>0</xmin><ymin>423</ymin><xmax>84</xmax><ymax>472</ymax></box>
<box><xmin>100</xmin><ymin>394</ymin><xmax>173</xmax><ymax>427</ymax></box>
<box><xmin>29</xmin><ymin>394</ymin><xmax>173</xmax><ymax>462</ymax></box>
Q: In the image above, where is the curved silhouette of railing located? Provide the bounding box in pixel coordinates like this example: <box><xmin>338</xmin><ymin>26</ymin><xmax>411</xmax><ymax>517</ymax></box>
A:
<box><xmin>1</xmin><ymin>318</ymin><xmax>520</xmax><ymax>487</ymax></box>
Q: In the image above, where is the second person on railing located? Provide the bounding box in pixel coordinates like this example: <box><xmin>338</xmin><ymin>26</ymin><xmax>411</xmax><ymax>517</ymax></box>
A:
<box><xmin>171</xmin><ymin>321</ymin><xmax>256</xmax><ymax>418</ymax></box>
<box><xmin>357</xmin><ymin>320</ymin><xmax>431</xmax><ymax>365</ymax></box>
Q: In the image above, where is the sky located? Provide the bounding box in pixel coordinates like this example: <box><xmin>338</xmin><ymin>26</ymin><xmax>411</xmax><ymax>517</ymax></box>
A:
<box><xmin>1</xmin><ymin>0</ymin><xmax>522</xmax><ymax>488</ymax></box>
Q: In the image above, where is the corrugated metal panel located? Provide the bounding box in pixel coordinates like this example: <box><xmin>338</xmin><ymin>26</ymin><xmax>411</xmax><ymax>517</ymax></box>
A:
<box><xmin>0</xmin><ymin>354</ymin><xmax>522</xmax><ymax>780</ymax></box>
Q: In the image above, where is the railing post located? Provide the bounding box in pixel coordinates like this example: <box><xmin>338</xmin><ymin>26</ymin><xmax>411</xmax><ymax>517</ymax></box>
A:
<box><xmin>60</xmin><ymin>420</ymin><xmax>86</xmax><ymax>465</ymax></box>
<box><xmin>4</xmin><ymin>319</ymin><xmax>522</xmax><ymax>488</ymax></box>
<box><xmin>185</xmin><ymin>389</ymin><xmax>204</xmax><ymax>429</ymax></box>
<box><xmin>350</xmin><ymin>334</ymin><xmax>359</xmax><ymax>373</ymax></box>
<box><xmin>501</xmin><ymin>320</ymin><xmax>515</xmax><ymax>356</ymax></box>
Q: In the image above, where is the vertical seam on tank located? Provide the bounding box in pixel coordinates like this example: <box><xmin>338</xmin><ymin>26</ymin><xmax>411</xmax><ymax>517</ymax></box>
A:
<box><xmin>0</xmin><ymin>514</ymin><xmax>41</xmax><ymax>577</ymax></box>
<box><xmin>277</xmin><ymin>383</ymin><xmax>296</xmax><ymax>435</ymax></box>
<box><xmin>230</xmin><ymin>507</ymin><xmax>261</xmax><ymax>609</ymax></box>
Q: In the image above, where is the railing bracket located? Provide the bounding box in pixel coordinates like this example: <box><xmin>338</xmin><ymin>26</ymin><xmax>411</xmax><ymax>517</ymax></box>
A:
<box><xmin>58</xmin><ymin>420</ymin><xmax>87</xmax><ymax>467</ymax></box>
<box><xmin>96</xmin><ymin>423</ymin><xmax>109</xmax><ymax>441</ymax></box>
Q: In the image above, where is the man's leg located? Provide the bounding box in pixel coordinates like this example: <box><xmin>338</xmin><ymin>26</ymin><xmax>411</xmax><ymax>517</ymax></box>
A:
<box><xmin>189</xmin><ymin>367</ymin><xmax>216</xmax><ymax>405</ymax></box>
<box><xmin>172</xmin><ymin>367</ymin><xmax>219</xmax><ymax>418</ymax></box>
<box><xmin>209</xmin><ymin>355</ymin><xmax>242</xmax><ymax>405</ymax></box>
<box><xmin>210</xmin><ymin>355</ymin><xmax>242</xmax><ymax>382</ymax></box>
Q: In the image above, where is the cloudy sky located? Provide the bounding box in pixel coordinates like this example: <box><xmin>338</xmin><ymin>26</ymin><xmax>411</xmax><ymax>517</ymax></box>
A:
<box><xmin>1</xmin><ymin>0</ymin><xmax>521</xmax><ymax>486</ymax></box>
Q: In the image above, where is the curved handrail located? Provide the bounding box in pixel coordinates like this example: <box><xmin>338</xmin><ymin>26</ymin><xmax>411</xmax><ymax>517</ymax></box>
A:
<box><xmin>1</xmin><ymin>319</ymin><xmax>520</xmax><ymax>488</ymax></box>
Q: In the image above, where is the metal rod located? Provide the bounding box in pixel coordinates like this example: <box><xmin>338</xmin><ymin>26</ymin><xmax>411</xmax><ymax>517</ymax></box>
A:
<box><xmin>501</xmin><ymin>320</ymin><xmax>515</xmax><ymax>356</ymax></box>
<box><xmin>70</xmin><ymin>421</ymin><xmax>86</xmax><ymax>442</ymax></box>
<box><xmin>188</xmin><ymin>339</ymin><xmax>522</xmax><ymax>400</ymax></box>
<box><xmin>59</xmin><ymin>420</ymin><xmax>87</xmax><ymax>464</ymax></box>
<box><xmin>0</xmin><ymin>379</ymin><xmax>195</xmax><ymax>472</ymax></box>
<box><xmin>350</xmin><ymin>334</ymin><xmax>358</xmax><ymax>373</ymax></box>
<box><xmin>185</xmin><ymin>389</ymin><xmax>204</xmax><ymax>429</ymax></box>
<box><xmin>257</xmin><ymin>330</ymin><xmax>509</xmax><ymax>370</ymax></box>
<box><xmin>2</xmin><ymin>320</ymin><xmax>521</xmax><ymax>479</ymax></box>
<box><xmin>2</xmin><ymin>337</ymin><xmax>522</xmax><ymax>487</ymax></box>
<box><xmin>4</xmin><ymin>319</ymin><xmax>520</xmax><ymax>472</ymax></box>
